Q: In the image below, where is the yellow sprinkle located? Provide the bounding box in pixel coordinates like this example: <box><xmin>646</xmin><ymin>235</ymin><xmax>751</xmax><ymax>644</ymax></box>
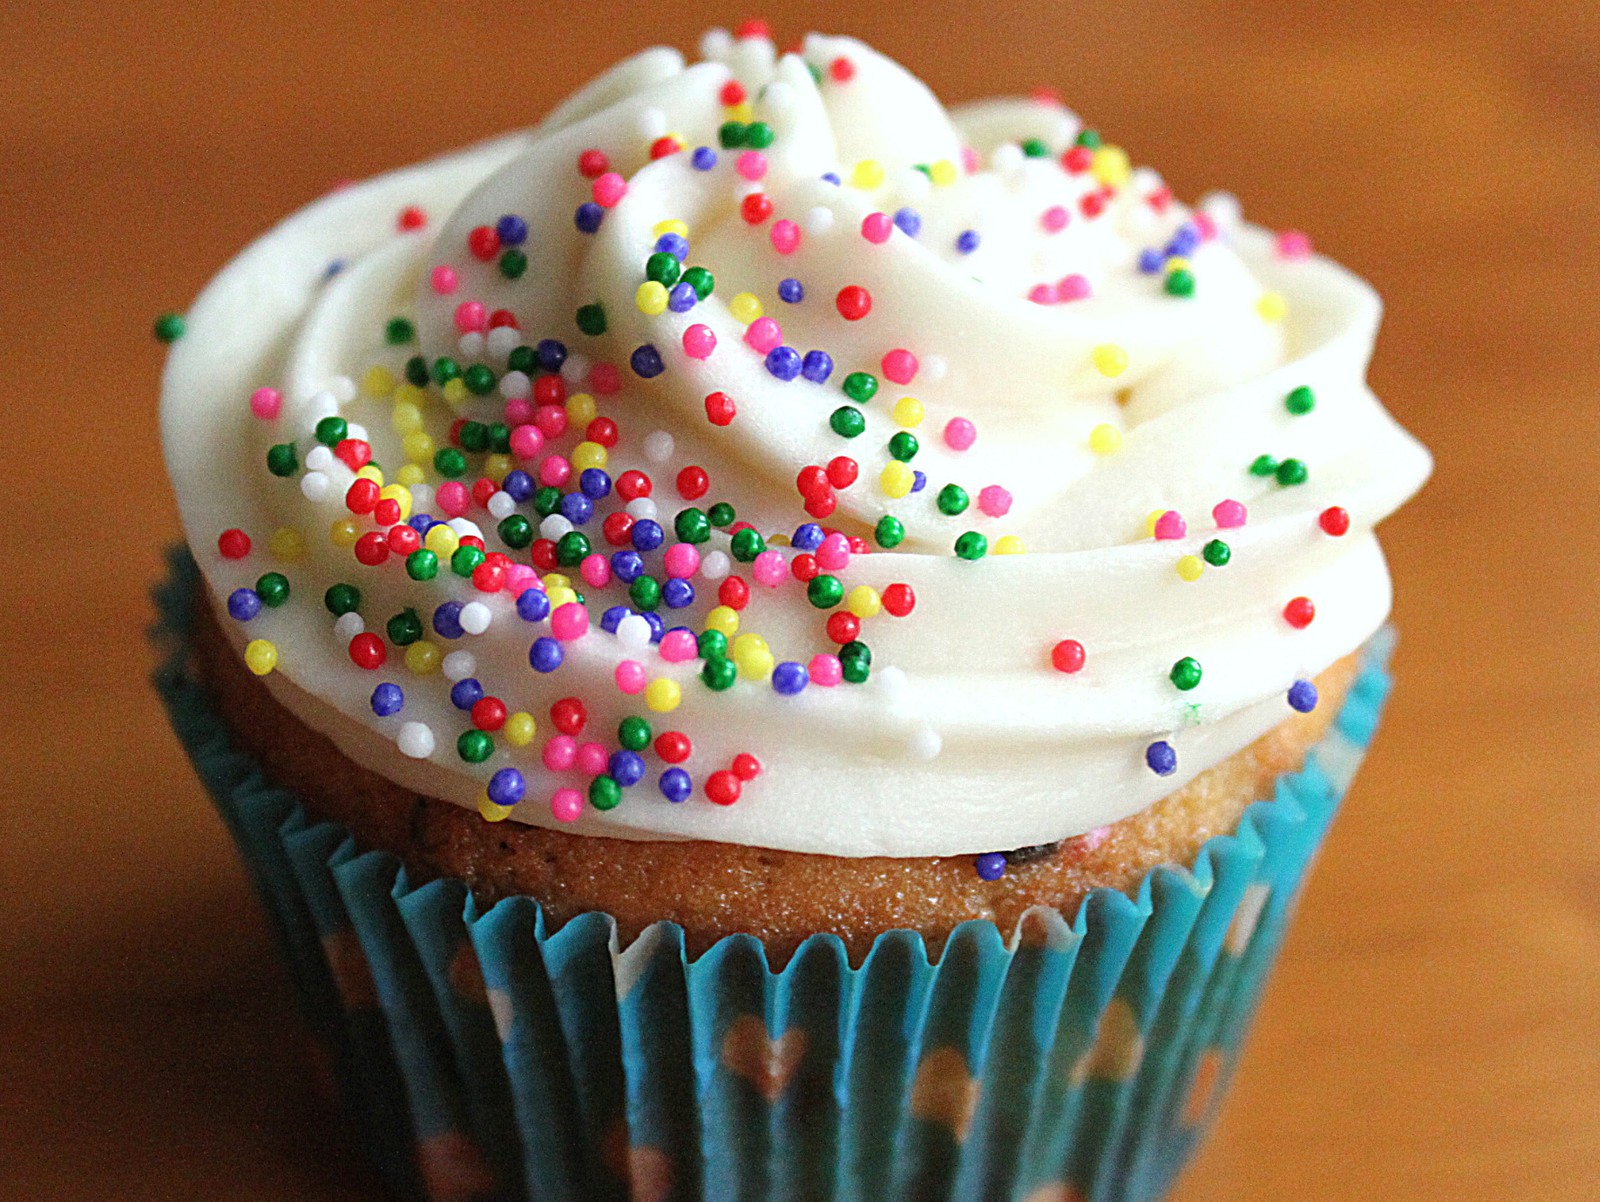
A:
<box><xmin>928</xmin><ymin>159</ymin><xmax>958</xmax><ymax>187</ymax></box>
<box><xmin>733</xmin><ymin>645</ymin><xmax>775</xmax><ymax>681</ymax></box>
<box><xmin>1089</xmin><ymin>423</ymin><xmax>1124</xmax><ymax>455</ymax></box>
<box><xmin>1092</xmin><ymin>344</ymin><xmax>1129</xmax><ymax>378</ymax></box>
<box><xmin>483</xmin><ymin>453</ymin><xmax>512</xmax><ymax>480</ymax></box>
<box><xmin>268</xmin><ymin>527</ymin><xmax>305</xmax><ymax>562</ymax></box>
<box><xmin>403</xmin><ymin>431</ymin><xmax>435</xmax><ymax>464</ymax></box>
<box><xmin>395</xmin><ymin>464</ymin><xmax>425</xmax><ymax>487</ymax></box>
<box><xmin>355</xmin><ymin>464</ymin><xmax>384</xmax><ymax>485</ymax></box>
<box><xmin>1176</xmin><ymin>555</ymin><xmax>1205</xmax><ymax>582</ymax></box>
<box><xmin>725</xmin><ymin>101</ymin><xmax>754</xmax><ymax>123</ymax></box>
<box><xmin>392</xmin><ymin>400</ymin><xmax>423</xmax><ymax>434</ymax></box>
<box><xmin>1144</xmin><ymin>510</ymin><xmax>1166</xmax><ymax>538</ymax></box>
<box><xmin>477</xmin><ymin>794</ymin><xmax>514</xmax><ymax>822</ymax></box>
<box><xmin>1164</xmin><ymin>256</ymin><xmax>1191</xmax><ymax>274</ymax></box>
<box><xmin>405</xmin><ymin>641</ymin><xmax>441</xmax><ymax>675</ymax></box>
<box><xmin>850</xmin><ymin>159</ymin><xmax>885</xmax><ymax>190</ymax></box>
<box><xmin>652</xmin><ymin>218</ymin><xmax>689</xmax><ymax>239</ymax></box>
<box><xmin>329</xmin><ymin>517</ymin><xmax>360</xmax><ymax>547</ymax></box>
<box><xmin>565</xmin><ymin>392</ymin><xmax>597</xmax><ymax>425</ymax></box>
<box><xmin>1091</xmin><ymin>145</ymin><xmax>1132</xmax><ymax>188</ymax></box>
<box><xmin>362</xmin><ymin>365</ymin><xmax>397</xmax><ymax>398</ymax></box>
<box><xmin>244</xmin><ymin>639</ymin><xmax>278</xmax><ymax>676</ymax></box>
<box><xmin>547</xmin><ymin>586</ymin><xmax>577</xmax><ymax>608</ymax></box>
<box><xmin>705</xmin><ymin>605</ymin><xmax>740</xmax><ymax>637</ymax></box>
<box><xmin>504</xmin><ymin>712</ymin><xmax>536</xmax><ymax>747</ymax></box>
<box><xmin>424</xmin><ymin>524</ymin><xmax>459</xmax><ymax>556</ymax></box>
<box><xmin>636</xmin><ymin>280</ymin><xmax>669</xmax><ymax>315</ymax></box>
<box><xmin>572</xmin><ymin>440</ymin><xmax>608</xmax><ymax>471</ymax></box>
<box><xmin>393</xmin><ymin>382</ymin><xmax>426</xmax><ymax>409</ymax></box>
<box><xmin>379</xmin><ymin>483</ymin><xmax>413</xmax><ymax>520</ymax></box>
<box><xmin>732</xmin><ymin>632</ymin><xmax>769</xmax><ymax>657</ymax></box>
<box><xmin>729</xmin><ymin>292</ymin><xmax>763</xmax><ymax>324</ymax></box>
<box><xmin>993</xmin><ymin>535</ymin><xmax>1026</xmax><ymax>555</ymax></box>
<box><xmin>1256</xmin><ymin>292</ymin><xmax>1288</xmax><ymax>322</ymax></box>
<box><xmin>880</xmin><ymin>460</ymin><xmax>915</xmax><ymax>498</ymax></box>
<box><xmin>644</xmin><ymin>677</ymin><xmax>682</xmax><ymax>713</ymax></box>
<box><xmin>893</xmin><ymin>396</ymin><xmax>925</xmax><ymax>428</ymax></box>
<box><xmin>846</xmin><ymin>585</ymin><xmax>881</xmax><ymax>619</ymax></box>
<box><xmin>543</xmin><ymin>573</ymin><xmax>572</xmax><ymax>590</ymax></box>
<box><xmin>441</xmin><ymin>377</ymin><xmax>469</xmax><ymax>406</ymax></box>
<box><xmin>766</xmin><ymin>533</ymin><xmax>791</xmax><ymax>547</ymax></box>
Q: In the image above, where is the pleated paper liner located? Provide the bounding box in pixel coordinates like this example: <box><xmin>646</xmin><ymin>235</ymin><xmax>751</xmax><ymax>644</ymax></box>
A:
<box><xmin>153</xmin><ymin>547</ymin><xmax>1392</xmax><ymax>1202</ymax></box>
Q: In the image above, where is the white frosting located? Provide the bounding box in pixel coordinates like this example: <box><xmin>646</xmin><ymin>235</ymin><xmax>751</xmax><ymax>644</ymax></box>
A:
<box><xmin>162</xmin><ymin>32</ymin><xmax>1430</xmax><ymax>858</ymax></box>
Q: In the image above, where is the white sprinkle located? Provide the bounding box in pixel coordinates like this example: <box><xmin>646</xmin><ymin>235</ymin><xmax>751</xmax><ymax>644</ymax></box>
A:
<box><xmin>486</xmin><ymin>326</ymin><xmax>521</xmax><ymax>362</ymax></box>
<box><xmin>1200</xmin><ymin>189</ymin><xmax>1243</xmax><ymax>232</ymax></box>
<box><xmin>561</xmin><ymin>352</ymin><xmax>589</xmax><ymax>383</ymax></box>
<box><xmin>397</xmin><ymin>722</ymin><xmax>435</xmax><ymax>758</ymax></box>
<box><xmin>990</xmin><ymin>143</ymin><xmax>1024</xmax><ymax>176</ymax></box>
<box><xmin>540</xmin><ymin>513</ymin><xmax>573</xmax><ymax>540</ymax></box>
<box><xmin>909</xmin><ymin>726</ymin><xmax>943</xmax><ymax>760</ymax></box>
<box><xmin>921</xmin><ymin>354</ymin><xmax>948</xmax><ymax>382</ymax></box>
<box><xmin>487</xmin><ymin>491</ymin><xmax>515</xmax><ymax>520</ymax></box>
<box><xmin>699</xmin><ymin>549</ymin><xmax>731</xmax><ymax>581</ymax></box>
<box><xmin>410</xmin><ymin>483</ymin><xmax>434</xmax><ymax>513</ymax></box>
<box><xmin>617</xmin><ymin>614</ymin><xmax>652</xmax><ymax>651</ymax></box>
<box><xmin>344</xmin><ymin>422</ymin><xmax>368</xmax><ymax>443</ymax></box>
<box><xmin>329</xmin><ymin>375</ymin><xmax>357</xmax><ymax>403</ymax></box>
<box><xmin>447</xmin><ymin>517</ymin><xmax>482</xmax><ymax>541</ymax></box>
<box><xmin>499</xmin><ymin>370</ymin><xmax>531</xmax><ymax>400</ymax></box>
<box><xmin>303</xmin><ymin>390</ymin><xmax>338</xmax><ymax>431</ymax></box>
<box><xmin>876</xmin><ymin>665</ymin><xmax>909</xmax><ymax>704</ymax></box>
<box><xmin>459</xmin><ymin>601</ymin><xmax>491</xmax><ymax>635</ymax></box>
<box><xmin>626</xmin><ymin>497</ymin><xmax>658</xmax><ymax>520</ymax></box>
<box><xmin>643</xmin><ymin>431</ymin><xmax>674</xmax><ymax>463</ymax></box>
<box><xmin>700</xmin><ymin>27</ymin><xmax>734</xmax><ymax>57</ymax></box>
<box><xmin>304</xmin><ymin>445</ymin><xmax>334</xmax><ymax>471</ymax></box>
<box><xmin>442</xmin><ymin>651</ymin><xmax>476</xmax><ymax>681</ymax></box>
<box><xmin>457</xmin><ymin>331</ymin><xmax>485</xmax><ymax>359</ymax></box>
<box><xmin>333</xmin><ymin>611</ymin><xmax>364</xmax><ymax>640</ymax></box>
<box><xmin>300</xmin><ymin>471</ymin><xmax>332</xmax><ymax>502</ymax></box>
<box><xmin>803</xmin><ymin>205</ymin><xmax>835</xmax><ymax>235</ymax></box>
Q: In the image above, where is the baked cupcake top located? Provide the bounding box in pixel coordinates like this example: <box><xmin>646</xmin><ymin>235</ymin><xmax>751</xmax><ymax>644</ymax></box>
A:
<box><xmin>161</xmin><ymin>29</ymin><xmax>1430</xmax><ymax>861</ymax></box>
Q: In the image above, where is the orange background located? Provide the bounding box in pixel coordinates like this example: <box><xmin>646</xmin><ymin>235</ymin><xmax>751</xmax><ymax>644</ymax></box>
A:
<box><xmin>3</xmin><ymin>2</ymin><xmax>1597</xmax><ymax>1199</ymax></box>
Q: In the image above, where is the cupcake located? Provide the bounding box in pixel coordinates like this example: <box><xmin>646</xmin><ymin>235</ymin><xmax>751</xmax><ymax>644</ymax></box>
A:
<box><xmin>156</xmin><ymin>26</ymin><xmax>1429</xmax><ymax>1202</ymax></box>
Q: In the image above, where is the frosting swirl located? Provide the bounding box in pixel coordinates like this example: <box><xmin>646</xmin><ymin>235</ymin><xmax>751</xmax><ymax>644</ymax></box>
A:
<box><xmin>162</xmin><ymin>31</ymin><xmax>1430</xmax><ymax>858</ymax></box>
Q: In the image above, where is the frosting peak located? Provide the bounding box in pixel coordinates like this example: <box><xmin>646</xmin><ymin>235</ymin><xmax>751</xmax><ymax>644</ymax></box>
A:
<box><xmin>163</xmin><ymin>30</ymin><xmax>1430</xmax><ymax>859</ymax></box>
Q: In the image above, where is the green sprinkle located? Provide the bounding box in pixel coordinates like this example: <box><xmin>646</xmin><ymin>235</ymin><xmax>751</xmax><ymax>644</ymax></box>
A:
<box><xmin>730</xmin><ymin>528</ymin><xmax>765</xmax><ymax>562</ymax></box>
<box><xmin>314</xmin><ymin>416</ymin><xmax>348</xmax><ymax>447</ymax></box>
<box><xmin>464</xmin><ymin>364</ymin><xmax>496</xmax><ymax>395</ymax></box>
<box><xmin>888</xmin><ymin>431</ymin><xmax>919</xmax><ymax>462</ymax></box>
<box><xmin>874</xmin><ymin>515</ymin><xmax>906</xmax><ymax>549</ymax></box>
<box><xmin>1202</xmin><ymin>539</ymin><xmax>1231</xmax><ymax>567</ymax></box>
<box><xmin>405</xmin><ymin>550</ymin><xmax>438</xmax><ymax>581</ymax></box>
<box><xmin>807</xmin><ymin>574</ymin><xmax>844</xmax><ymax>609</ymax></box>
<box><xmin>384</xmin><ymin>317</ymin><xmax>415</xmax><ymax>345</ymax></box>
<box><xmin>1021</xmin><ymin>137</ymin><xmax>1049</xmax><ymax>158</ymax></box>
<box><xmin>839</xmin><ymin>640</ymin><xmax>872</xmax><ymax>683</ymax></box>
<box><xmin>830</xmin><ymin>406</ymin><xmax>866</xmax><ymax>438</ymax></box>
<box><xmin>431</xmin><ymin>357</ymin><xmax>461</xmax><ymax>386</ymax></box>
<box><xmin>267</xmin><ymin>443</ymin><xmax>299</xmax><ymax>477</ymax></box>
<box><xmin>682</xmin><ymin>266</ymin><xmax>714</xmax><ymax>299</ymax></box>
<box><xmin>324</xmin><ymin>583</ymin><xmax>361</xmax><ymax>616</ymax></box>
<box><xmin>1276</xmin><ymin>458</ymin><xmax>1308</xmax><ymax>486</ymax></box>
<box><xmin>1170</xmin><ymin>656</ymin><xmax>1203</xmax><ymax>691</ymax></box>
<box><xmin>457</xmin><ymin>730</ymin><xmax>494</xmax><ymax>764</ymax></box>
<box><xmin>498</xmin><ymin>515</ymin><xmax>533</xmax><ymax>550</ymax></box>
<box><xmin>153</xmin><ymin>312</ymin><xmax>185</xmax><ymax>343</ymax></box>
<box><xmin>674</xmin><ymin>508</ymin><xmax>711</xmax><ymax>544</ymax></box>
<box><xmin>533</xmin><ymin>486</ymin><xmax>563</xmax><ymax>517</ymax></box>
<box><xmin>588</xmin><ymin>775</ymin><xmax>622</xmax><ymax>811</ymax></box>
<box><xmin>255</xmin><ymin>572</ymin><xmax>290</xmax><ymax>607</ymax></box>
<box><xmin>386</xmin><ymin>608</ymin><xmax>423</xmax><ymax>646</ymax></box>
<box><xmin>451</xmin><ymin>545</ymin><xmax>485</xmax><ymax>577</ymax></box>
<box><xmin>1075</xmin><ymin>128</ymin><xmax>1103</xmax><ymax>149</ymax></box>
<box><xmin>575</xmin><ymin>303</ymin><xmax>607</xmax><ymax>336</ymax></box>
<box><xmin>954</xmin><ymin>531</ymin><xmax>988</xmax><ymax>560</ymax></box>
<box><xmin>937</xmin><ymin>484</ymin><xmax>970</xmax><ymax>516</ymax></box>
<box><xmin>404</xmin><ymin>355</ymin><xmax>430</xmax><ymax>386</ymax></box>
<box><xmin>718</xmin><ymin>121</ymin><xmax>747</xmax><ymax>148</ymax></box>
<box><xmin>506</xmin><ymin>345</ymin><xmax>536</xmax><ymax>373</ymax></box>
<box><xmin>697</xmin><ymin>629</ymin><xmax>728</xmax><ymax>660</ymax></box>
<box><xmin>1248</xmin><ymin>454</ymin><xmax>1280</xmax><ymax>477</ymax></box>
<box><xmin>1285</xmin><ymin>385</ymin><xmax>1316</xmax><ymax>415</ymax></box>
<box><xmin>701</xmin><ymin>656</ymin><xmax>738</xmax><ymax>691</ymax></box>
<box><xmin>488</xmin><ymin>422</ymin><xmax>511</xmax><ymax>453</ymax></box>
<box><xmin>645</xmin><ymin>252</ymin><xmax>681</xmax><ymax>287</ymax></box>
<box><xmin>458</xmin><ymin>421</ymin><xmax>490</xmax><ymax>453</ymax></box>
<box><xmin>629</xmin><ymin>575</ymin><xmax>662</xmax><ymax>611</ymax></box>
<box><xmin>556</xmin><ymin>531</ymin><xmax>591</xmax><ymax>566</ymax></box>
<box><xmin>498</xmin><ymin>248</ymin><xmax>527</xmax><ymax>279</ymax></box>
<box><xmin>842</xmin><ymin>371</ymin><xmax>879</xmax><ymax>403</ymax></box>
<box><xmin>618</xmin><ymin>716</ymin><xmax>652</xmax><ymax>751</ymax></box>
<box><xmin>1164</xmin><ymin>269</ymin><xmax>1196</xmax><ymax>298</ymax></box>
<box><xmin>434</xmin><ymin>447</ymin><xmax>468</xmax><ymax>479</ymax></box>
<box><xmin>707</xmin><ymin>501</ymin><xmax>736</xmax><ymax>528</ymax></box>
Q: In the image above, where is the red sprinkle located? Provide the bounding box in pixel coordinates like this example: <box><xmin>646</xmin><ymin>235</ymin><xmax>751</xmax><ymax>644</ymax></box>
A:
<box><xmin>348</xmin><ymin>632</ymin><xmax>386</xmax><ymax>669</ymax></box>
<box><xmin>676</xmin><ymin>465</ymin><xmax>710</xmax><ymax>500</ymax></box>
<box><xmin>397</xmin><ymin>206</ymin><xmax>426</xmax><ymax>231</ymax></box>
<box><xmin>655</xmin><ymin>731</ymin><xmax>692</xmax><ymax>763</ymax></box>
<box><xmin>467</xmin><ymin>226</ymin><xmax>499</xmax><ymax>261</ymax></box>
<box><xmin>217</xmin><ymin>528</ymin><xmax>251</xmax><ymax>559</ymax></box>
<box><xmin>705</xmin><ymin>770</ymin><xmax>742</xmax><ymax>805</ymax></box>
<box><xmin>1319</xmin><ymin>506</ymin><xmax>1351</xmax><ymax>536</ymax></box>
<box><xmin>718</xmin><ymin>576</ymin><xmax>750</xmax><ymax>610</ymax></box>
<box><xmin>704</xmin><ymin>390</ymin><xmax>737</xmax><ymax>426</ymax></box>
<box><xmin>881</xmin><ymin>583</ymin><xmax>916</xmax><ymax>617</ymax></box>
<box><xmin>1283</xmin><ymin>597</ymin><xmax>1316</xmax><ymax>629</ymax></box>
<box><xmin>732</xmin><ymin>753</ymin><xmax>763</xmax><ymax>780</ymax></box>
<box><xmin>551</xmin><ymin>697</ymin><xmax>587</xmax><ymax>736</ymax></box>
<box><xmin>1051</xmin><ymin>639</ymin><xmax>1086</xmax><ymax>673</ymax></box>
<box><xmin>835</xmin><ymin>285</ymin><xmax>872</xmax><ymax>321</ymax></box>
<box><xmin>471</xmin><ymin>697</ymin><xmax>508</xmax><ymax>732</ymax></box>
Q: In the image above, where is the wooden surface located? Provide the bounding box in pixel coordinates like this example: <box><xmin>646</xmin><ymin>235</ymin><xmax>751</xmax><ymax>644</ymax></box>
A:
<box><xmin>3</xmin><ymin>3</ymin><xmax>1597</xmax><ymax>1199</ymax></box>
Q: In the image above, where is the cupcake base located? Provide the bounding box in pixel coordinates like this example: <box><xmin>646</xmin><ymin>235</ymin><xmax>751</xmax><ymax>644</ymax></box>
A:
<box><xmin>155</xmin><ymin>548</ymin><xmax>1393</xmax><ymax>1202</ymax></box>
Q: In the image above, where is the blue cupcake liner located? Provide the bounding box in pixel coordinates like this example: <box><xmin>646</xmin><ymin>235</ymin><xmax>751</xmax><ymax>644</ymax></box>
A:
<box><xmin>153</xmin><ymin>547</ymin><xmax>1392</xmax><ymax>1202</ymax></box>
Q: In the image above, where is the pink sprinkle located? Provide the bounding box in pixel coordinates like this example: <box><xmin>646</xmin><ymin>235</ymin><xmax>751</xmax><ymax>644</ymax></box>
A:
<box><xmin>1153</xmin><ymin>510</ymin><xmax>1187</xmax><ymax>540</ymax></box>
<box><xmin>510</xmin><ymin>424</ymin><xmax>545</xmax><ymax>459</ymax></box>
<box><xmin>453</xmin><ymin>301</ymin><xmax>486</xmax><ymax>333</ymax></box>
<box><xmin>1193</xmin><ymin>210</ymin><xmax>1218</xmax><ymax>241</ymax></box>
<box><xmin>1057</xmin><ymin>274</ymin><xmax>1092</xmax><ymax>301</ymax></box>
<box><xmin>815</xmin><ymin>532</ymin><xmax>851</xmax><ymax>571</ymax></box>
<box><xmin>592</xmin><ymin>172</ymin><xmax>627</xmax><ymax>208</ymax></box>
<box><xmin>1028</xmin><ymin>283</ymin><xmax>1056</xmax><ymax>305</ymax></box>
<box><xmin>580</xmin><ymin>554</ymin><xmax>611</xmax><ymax>588</ymax></box>
<box><xmin>1212</xmin><ymin>499</ymin><xmax>1248</xmax><ymax>528</ymax></box>
<box><xmin>550</xmin><ymin>601</ymin><xmax>589</xmax><ymax>641</ymax></box>
<box><xmin>428</xmin><ymin>265</ymin><xmax>458</xmax><ymax>295</ymax></box>
<box><xmin>576</xmin><ymin>741</ymin><xmax>608</xmax><ymax>775</ymax></box>
<box><xmin>659</xmin><ymin>630</ymin><xmax>698</xmax><ymax>662</ymax></box>
<box><xmin>588</xmin><ymin>362</ymin><xmax>622</xmax><ymax>396</ymax></box>
<box><xmin>881</xmin><ymin>348</ymin><xmax>918</xmax><ymax>385</ymax></box>
<box><xmin>808</xmin><ymin>654</ymin><xmax>843</xmax><ymax>686</ymax></box>
<box><xmin>436</xmin><ymin>481</ymin><xmax>469</xmax><ymax>518</ymax></box>
<box><xmin>751</xmin><ymin>550</ymin><xmax>787</xmax><ymax>587</ymax></box>
<box><xmin>736</xmin><ymin>151</ymin><xmax>768</xmax><ymax>180</ymax></box>
<box><xmin>248</xmin><ymin>386</ymin><xmax>282</xmax><ymax>420</ymax></box>
<box><xmin>550</xmin><ymin>788</ymin><xmax>583</xmax><ymax>823</ymax></box>
<box><xmin>663</xmin><ymin>542</ymin><xmax>701</xmax><ymax>579</ymax></box>
<box><xmin>960</xmin><ymin>146</ymin><xmax>980</xmax><ymax>174</ymax></box>
<box><xmin>504</xmin><ymin>564</ymin><xmax>538</xmax><ymax>594</ymax></box>
<box><xmin>1075</xmin><ymin>824</ymin><xmax>1112</xmax><ymax>854</ymax></box>
<box><xmin>769</xmin><ymin>218</ymin><xmax>800</xmax><ymax>254</ymax></box>
<box><xmin>978</xmin><ymin>485</ymin><xmax>1013</xmax><ymax>517</ymax></box>
<box><xmin>1041</xmin><ymin>204</ymin><xmax>1069</xmax><ymax>232</ymax></box>
<box><xmin>861</xmin><ymin>212</ymin><xmax>893</xmax><ymax>243</ymax></box>
<box><xmin>542</xmin><ymin>735</ymin><xmax>577</xmax><ymax>772</ymax></box>
<box><xmin>533</xmin><ymin>406</ymin><xmax>568</xmax><ymax>439</ymax></box>
<box><xmin>503</xmin><ymin>397</ymin><xmax>533</xmax><ymax>425</ymax></box>
<box><xmin>682</xmin><ymin>324</ymin><xmax>717</xmax><ymax>360</ymax></box>
<box><xmin>943</xmin><ymin>417</ymin><xmax>977</xmax><ymax>452</ymax></box>
<box><xmin>539</xmin><ymin>455</ymin><xmax>572</xmax><ymax>488</ymax></box>
<box><xmin>615</xmin><ymin>660</ymin><xmax>647</xmax><ymax>694</ymax></box>
<box><xmin>1275</xmin><ymin>229</ymin><xmax>1312</xmax><ymax>259</ymax></box>
<box><xmin>744</xmin><ymin>316</ymin><xmax>782</xmax><ymax>353</ymax></box>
